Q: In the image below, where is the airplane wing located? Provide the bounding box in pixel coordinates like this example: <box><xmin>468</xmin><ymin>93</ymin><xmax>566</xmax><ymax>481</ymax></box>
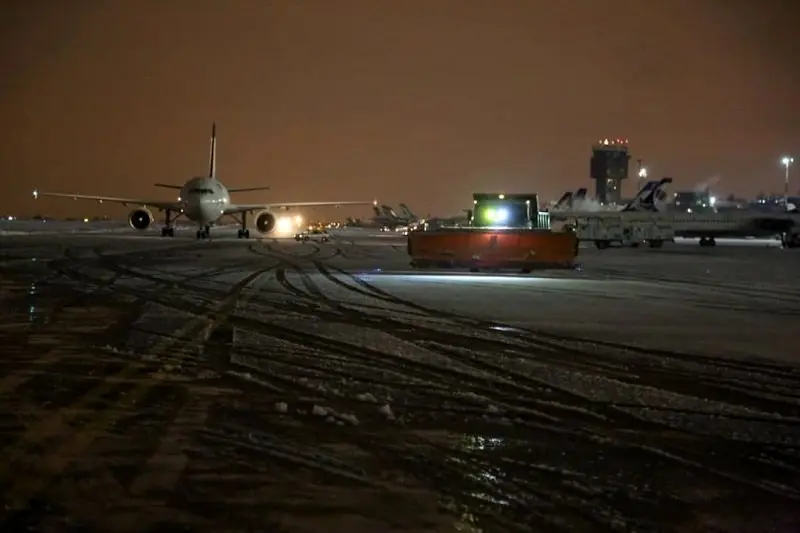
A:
<box><xmin>223</xmin><ymin>200</ymin><xmax>374</xmax><ymax>215</ymax></box>
<box><xmin>33</xmin><ymin>190</ymin><xmax>180</xmax><ymax>211</ymax></box>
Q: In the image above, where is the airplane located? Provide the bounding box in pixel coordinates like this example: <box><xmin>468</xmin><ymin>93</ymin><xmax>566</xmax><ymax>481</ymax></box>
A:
<box><xmin>548</xmin><ymin>188</ymin><xmax>588</xmax><ymax>210</ymax></box>
<box><xmin>32</xmin><ymin>123</ymin><xmax>374</xmax><ymax>240</ymax></box>
<box><xmin>377</xmin><ymin>203</ymin><xmax>420</xmax><ymax>228</ymax></box>
<box><xmin>550</xmin><ymin>178</ymin><xmax>673</xmax><ymax>219</ymax></box>
<box><xmin>421</xmin><ymin>210</ymin><xmax>472</xmax><ymax>229</ymax></box>
<box><xmin>552</xmin><ymin>179</ymin><xmax>799</xmax><ymax>247</ymax></box>
<box><xmin>341</xmin><ymin>205</ymin><xmax>384</xmax><ymax>228</ymax></box>
<box><xmin>668</xmin><ymin>211</ymin><xmax>799</xmax><ymax>247</ymax></box>
<box><xmin>550</xmin><ymin>180</ymin><xmax>677</xmax><ymax>213</ymax></box>
<box><xmin>611</xmin><ymin>180</ymin><xmax>799</xmax><ymax>247</ymax></box>
<box><xmin>345</xmin><ymin>203</ymin><xmax>422</xmax><ymax>231</ymax></box>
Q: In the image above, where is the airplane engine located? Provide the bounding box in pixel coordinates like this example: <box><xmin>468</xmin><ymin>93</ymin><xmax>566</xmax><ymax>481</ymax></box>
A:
<box><xmin>255</xmin><ymin>211</ymin><xmax>277</xmax><ymax>234</ymax></box>
<box><xmin>128</xmin><ymin>208</ymin><xmax>153</xmax><ymax>230</ymax></box>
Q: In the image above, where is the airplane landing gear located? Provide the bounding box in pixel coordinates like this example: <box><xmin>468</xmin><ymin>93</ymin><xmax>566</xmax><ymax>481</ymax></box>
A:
<box><xmin>781</xmin><ymin>232</ymin><xmax>800</xmax><ymax>248</ymax></box>
<box><xmin>236</xmin><ymin>211</ymin><xmax>250</xmax><ymax>239</ymax></box>
<box><xmin>161</xmin><ymin>209</ymin><xmax>176</xmax><ymax>237</ymax></box>
<box><xmin>699</xmin><ymin>237</ymin><xmax>716</xmax><ymax>247</ymax></box>
<box><xmin>196</xmin><ymin>225</ymin><xmax>211</xmax><ymax>240</ymax></box>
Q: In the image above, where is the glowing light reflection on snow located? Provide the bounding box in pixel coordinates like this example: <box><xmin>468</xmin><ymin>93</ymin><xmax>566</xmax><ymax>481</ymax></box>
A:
<box><xmin>357</xmin><ymin>274</ymin><xmax>556</xmax><ymax>284</ymax></box>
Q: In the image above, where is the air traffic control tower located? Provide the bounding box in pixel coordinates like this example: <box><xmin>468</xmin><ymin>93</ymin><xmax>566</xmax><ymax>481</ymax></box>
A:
<box><xmin>591</xmin><ymin>138</ymin><xmax>630</xmax><ymax>205</ymax></box>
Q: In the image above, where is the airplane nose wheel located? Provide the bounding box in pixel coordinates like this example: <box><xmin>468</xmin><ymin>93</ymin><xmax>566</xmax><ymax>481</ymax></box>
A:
<box><xmin>196</xmin><ymin>226</ymin><xmax>211</xmax><ymax>240</ymax></box>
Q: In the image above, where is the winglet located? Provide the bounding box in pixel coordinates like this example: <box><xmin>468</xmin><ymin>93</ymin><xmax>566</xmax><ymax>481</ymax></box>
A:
<box><xmin>208</xmin><ymin>122</ymin><xmax>217</xmax><ymax>179</ymax></box>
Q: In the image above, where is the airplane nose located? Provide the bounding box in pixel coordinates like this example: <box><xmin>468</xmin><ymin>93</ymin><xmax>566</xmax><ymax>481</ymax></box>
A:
<box><xmin>199</xmin><ymin>198</ymin><xmax>222</xmax><ymax>221</ymax></box>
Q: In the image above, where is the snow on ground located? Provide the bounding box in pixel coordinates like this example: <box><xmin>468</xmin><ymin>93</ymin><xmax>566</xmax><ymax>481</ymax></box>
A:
<box><xmin>3</xmin><ymin>232</ymin><xmax>800</xmax><ymax>532</ymax></box>
<box><xmin>346</xmin><ymin>272</ymin><xmax>799</xmax><ymax>360</ymax></box>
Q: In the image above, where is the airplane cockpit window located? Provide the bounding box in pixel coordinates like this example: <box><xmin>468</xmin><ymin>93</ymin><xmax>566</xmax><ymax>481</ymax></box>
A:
<box><xmin>189</xmin><ymin>188</ymin><xmax>214</xmax><ymax>195</ymax></box>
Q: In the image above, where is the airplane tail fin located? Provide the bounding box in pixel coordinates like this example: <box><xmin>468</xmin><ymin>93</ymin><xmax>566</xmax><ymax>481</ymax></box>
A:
<box><xmin>553</xmin><ymin>191</ymin><xmax>572</xmax><ymax>210</ymax></box>
<box><xmin>372</xmin><ymin>205</ymin><xmax>382</xmax><ymax>217</ymax></box>
<box><xmin>622</xmin><ymin>178</ymin><xmax>672</xmax><ymax>211</ymax></box>
<box><xmin>398</xmin><ymin>203</ymin><xmax>415</xmax><ymax>219</ymax></box>
<box><xmin>380</xmin><ymin>205</ymin><xmax>397</xmax><ymax>218</ymax></box>
<box><xmin>621</xmin><ymin>180</ymin><xmax>656</xmax><ymax>211</ymax></box>
<box><xmin>208</xmin><ymin>122</ymin><xmax>217</xmax><ymax>179</ymax></box>
<box><xmin>570</xmin><ymin>188</ymin><xmax>587</xmax><ymax>209</ymax></box>
<box><xmin>639</xmin><ymin>178</ymin><xmax>673</xmax><ymax>210</ymax></box>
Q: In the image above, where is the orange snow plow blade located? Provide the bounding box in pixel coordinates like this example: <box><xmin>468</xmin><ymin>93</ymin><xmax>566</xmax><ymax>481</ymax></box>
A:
<box><xmin>407</xmin><ymin>229</ymin><xmax>578</xmax><ymax>271</ymax></box>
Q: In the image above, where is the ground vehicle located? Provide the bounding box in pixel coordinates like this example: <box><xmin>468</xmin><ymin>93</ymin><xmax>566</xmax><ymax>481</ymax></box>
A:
<box><xmin>294</xmin><ymin>228</ymin><xmax>331</xmax><ymax>242</ymax></box>
<box><xmin>558</xmin><ymin>216</ymin><xmax>675</xmax><ymax>249</ymax></box>
<box><xmin>408</xmin><ymin>193</ymin><xmax>578</xmax><ymax>272</ymax></box>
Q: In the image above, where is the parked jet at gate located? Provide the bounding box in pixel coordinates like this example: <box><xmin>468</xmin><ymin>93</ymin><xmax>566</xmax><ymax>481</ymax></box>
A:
<box><xmin>32</xmin><ymin>124</ymin><xmax>374</xmax><ymax>239</ymax></box>
<box><xmin>349</xmin><ymin>203</ymin><xmax>422</xmax><ymax>230</ymax></box>
<box><xmin>551</xmin><ymin>178</ymin><xmax>799</xmax><ymax>247</ymax></box>
<box><xmin>550</xmin><ymin>178</ymin><xmax>672</xmax><ymax>218</ymax></box>
<box><xmin>376</xmin><ymin>203</ymin><xmax>421</xmax><ymax>228</ymax></box>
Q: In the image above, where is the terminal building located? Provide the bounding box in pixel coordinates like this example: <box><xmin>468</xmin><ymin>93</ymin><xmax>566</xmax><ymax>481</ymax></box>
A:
<box><xmin>590</xmin><ymin>138</ymin><xmax>630</xmax><ymax>205</ymax></box>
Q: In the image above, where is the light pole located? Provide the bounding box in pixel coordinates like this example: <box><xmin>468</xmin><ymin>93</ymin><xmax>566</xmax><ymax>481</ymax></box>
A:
<box><xmin>782</xmin><ymin>156</ymin><xmax>793</xmax><ymax>206</ymax></box>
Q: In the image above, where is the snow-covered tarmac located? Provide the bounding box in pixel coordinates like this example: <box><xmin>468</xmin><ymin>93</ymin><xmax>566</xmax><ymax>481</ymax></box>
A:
<box><xmin>0</xmin><ymin>227</ymin><xmax>799</xmax><ymax>532</ymax></box>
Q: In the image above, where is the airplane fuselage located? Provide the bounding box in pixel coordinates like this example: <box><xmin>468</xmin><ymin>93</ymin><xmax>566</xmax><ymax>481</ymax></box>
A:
<box><xmin>178</xmin><ymin>177</ymin><xmax>232</xmax><ymax>225</ymax></box>
<box><xmin>669</xmin><ymin>211</ymin><xmax>797</xmax><ymax>239</ymax></box>
<box><xmin>555</xmin><ymin>210</ymin><xmax>797</xmax><ymax>238</ymax></box>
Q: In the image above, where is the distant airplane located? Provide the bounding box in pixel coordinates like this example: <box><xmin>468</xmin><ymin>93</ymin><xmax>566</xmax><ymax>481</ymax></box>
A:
<box><xmin>422</xmin><ymin>209</ymin><xmax>472</xmax><ymax>228</ymax></box>
<box><xmin>374</xmin><ymin>203</ymin><xmax>418</xmax><ymax>229</ymax></box>
<box><xmin>33</xmin><ymin>123</ymin><xmax>374</xmax><ymax>239</ymax></box>
<box><xmin>551</xmin><ymin>179</ymin><xmax>799</xmax><ymax>247</ymax></box>
<box><xmin>345</xmin><ymin>203</ymin><xmax>422</xmax><ymax>230</ymax></box>
<box><xmin>665</xmin><ymin>211</ymin><xmax>799</xmax><ymax>247</ymax></box>
<box><xmin>550</xmin><ymin>179</ymin><xmax>672</xmax><ymax>217</ymax></box>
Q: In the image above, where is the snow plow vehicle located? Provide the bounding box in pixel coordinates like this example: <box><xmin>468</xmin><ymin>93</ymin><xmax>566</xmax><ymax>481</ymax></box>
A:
<box><xmin>408</xmin><ymin>193</ymin><xmax>578</xmax><ymax>272</ymax></box>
